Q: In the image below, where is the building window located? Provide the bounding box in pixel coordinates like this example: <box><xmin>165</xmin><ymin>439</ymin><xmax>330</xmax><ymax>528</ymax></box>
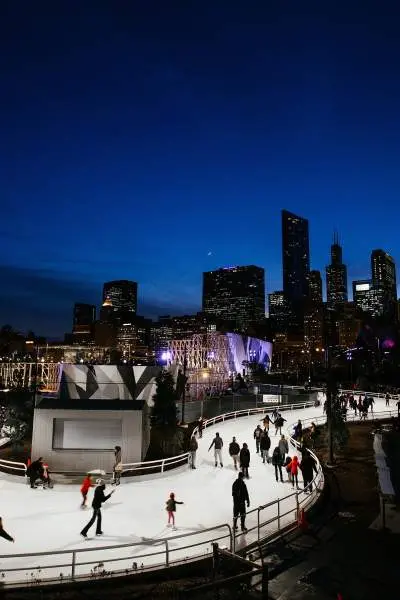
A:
<box><xmin>52</xmin><ymin>419</ymin><xmax>122</xmax><ymax>450</ymax></box>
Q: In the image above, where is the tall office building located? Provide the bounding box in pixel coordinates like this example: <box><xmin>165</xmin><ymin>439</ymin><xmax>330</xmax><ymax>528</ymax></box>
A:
<box><xmin>371</xmin><ymin>249</ymin><xmax>397</xmax><ymax>319</ymax></box>
<box><xmin>326</xmin><ymin>233</ymin><xmax>348</xmax><ymax>311</ymax></box>
<box><xmin>352</xmin><ymin>280</ymin><xmax>385</xmax><ymax>318</ymax></box>
<box><xmin>268</xmin><ymin>291</ymin><xmax>290</xmax><ymax>334</ymax></box>
<box><xmin>202</xmin><ymin>265</ymin><xmax>265</xmax><ymax>332</ymax></box>
<box><xmin>308</xmin><ymin>270</ymin><xmax>323</xmax><ymax>306</ymax></box>
<box><xmin>72</xmin><ymin>303</ymin><xmax>96</xmax><ymax>344</ymax></box>
<box><xmin>102</xmin><ymin>280</ymin><xmax>138</xmax><ymax>320</ymax></box>
<box><xmin>282</xmin><ymin>210</ymin><xmax>310</xmax><ymax>330</ymax></box>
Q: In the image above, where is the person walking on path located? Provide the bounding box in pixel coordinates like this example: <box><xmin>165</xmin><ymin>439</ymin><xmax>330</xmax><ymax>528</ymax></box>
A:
<box><xmin>260</xmin><ymin>430</ymin><xmax>271</xmax><ymax>463</ymax></box>
<box><xmin>80</xmin><ymin>479</ymin><xmax>114</xmax><ymax>538</ymax></box>
<box><xmin>189</xmin><ymin>435</ymin><xmax>198</xmax><ymax>469</ymax></box>
<box><xmin>239</xmin><ymin>443</ymin><xmax>250</xmax><ymax>478</ymax></box>
<box><xmin>278</xmin><ymin>435</ymin><xmax>289</xmax><ymax>462</ymax></box>
<box><xmin>229</xmin><ymin>437</ymin><xmax>240</xmax><ymax>470</ymax></box>
<box><xmin>80</xmin><ymin>474</ymin><xmax>94</xmax><ymax>508</ymax></box>
<box><xmin>112</xmin><ymin>446</ymin><xmax>122</xmax><ymax>486</ymax></box>
<box><xmin>0</xmin><ymin>517</ymin><xmax>14</xmax><ymax>542</ymax></box>
<box><xmin>209</xmin><ymin>432</ymin><xmax>223</xmax><ymax>467</ymax></box>
<box><xmin>271</xmin><ymin>446</ymin><xmax>284</xmax><ymax>483</ymax></box>
<box><xmin>166</xmin><ymin>492</ymin><xmax>184</xmax><ymax>530</ymax></box>
<box><xmin>287</xmin><ymin>456</ymin><xmax>300</xmax><ymax>489</ymax></box>
<box><xmin>300</xmin><ymin>451</ymin><xmax>318</xmax><ymax>493</ymax></box>
<box><xmin>232</xmin><ymin>472</ymin><xmax>250</xmax><ymax>533</ymax></box>
<box><xmin>253</xmin><ymin>425</ymin><xmax>262</xmax><ymax>453</ymax></box>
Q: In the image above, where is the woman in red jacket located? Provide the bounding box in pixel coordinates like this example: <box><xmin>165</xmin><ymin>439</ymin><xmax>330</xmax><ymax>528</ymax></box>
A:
<box><xmin>80</xmin><ymin>474</ymin><xmax>94</xmax><ymax>508</ymax></box>
<box><xmin>288</xmin><ymin>455</ymin><xmax>300</xmax><ymax>489</ymax></box>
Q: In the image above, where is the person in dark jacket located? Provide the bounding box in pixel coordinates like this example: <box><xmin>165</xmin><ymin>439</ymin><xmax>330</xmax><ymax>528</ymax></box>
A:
<box><xmin>208</xmin><ymin>433</ymin><xmax>223</xmax><ymax>467</ymax></box>
<box><xmin>271</xmin><ymin>447</ymin><xmax>284</xmax><ymax>482</ymax></box>
<box><xmin>275</xmin><ymin>416</ymin><xmax>286</xmax><ymax>436</ymax></box>
<box><xmin>239</xmin><ymin>443</ymin><xmax>250</xmax><ymax>478</ymax></box>
<box><xmin>300</xmin><ymin>451</ymin><xmax>318</xmax><ymax>493</ymax></box>
<box><xmin>293</xmin><ymin>420</ymin><xmax>303</xmax><ymax>440</ymax></box>
<box><xmin>27</xmin><ymin>457</ymin><xmax>44</xmax><ymax>489</ymax></box>
<box><xmin>253</xmin><ymin>425</ymin><xmax>262</xmax><ymax>453</ymax></box>
<box><xmin>229</xmin><ymin>437</ymin><xmax>240</xmax><ymax>470</ymax></box>
<box><xmin>0</xmin><ymin>517</ymin><xmax>14</xmax><ymax>542</ymax></box>
<box><xmin>80</xmin><ymin>479</ymin><xmax>114</xmax><ymax>538</ymax></box>
<box><xmin>259</xmin><ymin>431</ymin><xmax>271</xmax><ymax>463</ymax></box>
<box><xmin>189</xmin><ymin>435</ymin><xmax>198</xmax><ymax>469</ymax></box>
<box><xmin>232</xmin><ymin>472</ymin><xmax>250</xmax><ymax>532</ymax></box>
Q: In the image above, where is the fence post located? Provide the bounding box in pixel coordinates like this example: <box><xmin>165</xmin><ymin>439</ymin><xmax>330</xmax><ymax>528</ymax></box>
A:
<box><xmin>295</xmin><ymin>493</ymin><xmax>300</xmax><ymax>522</ymax></box>
<box><xmin>165</xmin><ymin>540</ymin><xmax>169</xmax><ymax>567</ymax></box>
<box><xmin>71</xmin><ymin>551</ymin><xmax>76</xmax><ymax>580</ymax></box>
<box><xmin>277</xmin><ymin>499</ymin><xmax>281</xmax><ymax>531</ymax></box>
<box><xmin>161</xmin><ymin>460</ymin><xmax>164</xmax><ymax>473</ymax></box>
<box><xmin>257</xmin><ymin>507</ymin><xmax>261</xmax><ymax>542</ymax></box>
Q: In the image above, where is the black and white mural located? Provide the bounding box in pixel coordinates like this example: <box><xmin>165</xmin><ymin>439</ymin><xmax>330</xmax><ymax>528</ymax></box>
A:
<box><xmin>59</xmin><ymin>365</ymin><xmax>160</xmax><ymax>404</ymax></box>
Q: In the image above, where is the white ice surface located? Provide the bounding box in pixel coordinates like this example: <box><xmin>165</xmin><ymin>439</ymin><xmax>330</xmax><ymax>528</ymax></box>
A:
<box><xmin>0</xmin><ymin>397</ymin><xmax>392</xmax><ymax>583</ymax></box>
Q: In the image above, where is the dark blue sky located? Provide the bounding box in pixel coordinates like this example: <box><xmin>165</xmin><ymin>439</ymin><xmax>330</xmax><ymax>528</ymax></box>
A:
<box><xmin>2</xmin><ymin>1</ymin><xmax>400</xmax><ymax>337</ymax></box>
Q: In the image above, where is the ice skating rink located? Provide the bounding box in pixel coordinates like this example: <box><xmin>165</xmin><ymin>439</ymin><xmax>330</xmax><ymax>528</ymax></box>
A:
<box><xmin>0</xmin><ymin>397</ymin><xmax>391</xmax><ymax>583</ymax></box>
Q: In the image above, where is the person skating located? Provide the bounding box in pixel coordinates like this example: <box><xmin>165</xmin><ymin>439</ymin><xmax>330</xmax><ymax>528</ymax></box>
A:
<box><xmin>27</xmin><ymin>457</ymin><xmax>44</xmax><ymax>489</ymax></box>
<box><xmin>112</xmin><ymin>446</ymin><xmax>122</xmax><ymax>486</ymax></box>
<box><xmin>287</xmin><ymin>455</ymin><xmax>300</xmax><ymax>489</ymax></box>
<box><xmin>208</xmin><ymin>432</ymin><xmax>223</xmax><ymax>467</ymax></box>
<box><xmin>232</xmin><ymin>472</ymin><xmax>250</xmax><ymax>533</ymax></box>
<box><xmin>278</xmin><ymin>435</ymin><xmax>289</xmax><ymax>462</ymax></box>
<box><xmin>253</xmin><ymin>425</ymin><xmax>262</xmax><ymax>454</ymax></box>
<box><xmin>260</xmin><ymin>413</ymin><xmax>271</xmax><ymax>431</ymax></box>
<box><xmin>259</xmin><ymin>430</ymin><xmax>271</xmax><ymax>463</ymax></box>
<box><xmin>275</xmin><ymin>415</ymin><xmax>286</xmax><ymax>436</ymax></box>
<box><xmin>189</xmin><ymin>435</ymin><xmax>198</xmax><ymax>469</ymax></box>
<box><xmin>229</xmin><ymin>437</ymin><xmax>240</xmax><ymax>470</ymax></box>
<box><xmin>300</xmin><ymin>451</ymin><xmax>318</xmax><ymax>493</ymax></box>
<box><xmin>166</xmin><ymin>492</ymin><xmax>184</xmax><ymax>530</ymax></box>
<box><xmin>80</xmin><ymin>474</ymin><xmax>94</xmax><ymax>508</ymax></box>
<box><xmin>271</xmin><ymin>447</ymin><xmax>284</xmax><ymax>482</ymax></box>
<box><xmin>80</xmin><ymin>479</ymin><xmax>114</xmax><ymax>538</ymax></box>
<box><xmin>198</xmin><ymin>417</ymin><xmax>205</xmax><ymax>438</ymax></box>
<box><xmin>239</xmin><ymin>443</ymin><xmax>250</xmax><ymax>478</ymax></box>
<box><xmin>0</xmin><ymin>517</ymin><xmax>14</xmax><ymax>543</ymax></box>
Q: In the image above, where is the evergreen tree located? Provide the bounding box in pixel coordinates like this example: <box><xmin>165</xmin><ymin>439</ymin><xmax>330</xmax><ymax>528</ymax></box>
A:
<box><xmin>151</xmin><ymin>370</ymin><xmax>178</xmax><ymax>426</ymax></box>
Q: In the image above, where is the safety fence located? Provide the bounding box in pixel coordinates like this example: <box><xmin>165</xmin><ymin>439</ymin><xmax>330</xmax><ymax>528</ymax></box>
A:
<box><xmin>0</xmin><ymin>401</ymin><xmax>396</xmax><ymax>587</ymax></box>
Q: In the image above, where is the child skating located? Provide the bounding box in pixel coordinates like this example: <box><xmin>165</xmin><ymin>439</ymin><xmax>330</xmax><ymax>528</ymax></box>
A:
<box><xmin>166</xmin><ymin>492</ymin><xmax>184</xmax><ymax>530</ymax></box>
<box><xmin>80</xmin><ymin>474</ymin><xmax>94</xmax><ymax>508</ymax></box>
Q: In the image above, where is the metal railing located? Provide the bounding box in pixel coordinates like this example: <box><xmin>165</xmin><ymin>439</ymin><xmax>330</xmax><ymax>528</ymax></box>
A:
<box><xmin>0</xmin><ymin>457</ymin><xmax>27</xmax><ymax>476</ymax></box>
<box><xmin>0</xmin><ymin>400</ymin><xmax>396</xmax><ymax>587</ymax></box>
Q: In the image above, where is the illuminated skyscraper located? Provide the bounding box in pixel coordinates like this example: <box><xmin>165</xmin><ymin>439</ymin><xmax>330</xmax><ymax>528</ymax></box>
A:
<box><xmin>72</xmin><ymin>303</ymin><xmax>96</xmax><ymax>344</ymax></box>
<box><xmin>326</xmin><ymin>233</ymin><xmax>348</xmax><ymax>311</ymax></box>
<box><xmin>371</xmin><ymin>249</ymin><xmax>397</xmax><ymax>319</ymax></box>
<box><xmin>102</xmin><ymin>280</ymin><xmax>138</xmax><ymax>320</ymax></box>
<box><xmin>202</xmin><ymin>266</ymin><xmax>265</xmax><ymax>332</ymax></box>
<box><xmin>282</xmin><ymin>210</ymin><xmax>310</xmax><ymax>330</ymax></box>
<box><xmin>308</xmin><ymin>270</ymin><xmax>323</xmax><ymax>306</ymax></box>
<box><xmin>352</xmin><ymin>280</ymin><xmax>384</xmax><ymax>317</ymax></box>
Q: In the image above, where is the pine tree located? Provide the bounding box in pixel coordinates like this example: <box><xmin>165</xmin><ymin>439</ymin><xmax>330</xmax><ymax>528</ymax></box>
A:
<box><xmin>151</xmin><ymin>370</ymin><xmax>178</xmax><ymax>426</ymax></box>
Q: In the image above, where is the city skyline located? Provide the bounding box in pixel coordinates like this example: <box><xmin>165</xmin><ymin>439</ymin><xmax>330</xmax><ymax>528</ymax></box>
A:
<box><xmin>2</xmin><ymin>3</ymin><xmax>400</xmax><ymax>336</ymax></box>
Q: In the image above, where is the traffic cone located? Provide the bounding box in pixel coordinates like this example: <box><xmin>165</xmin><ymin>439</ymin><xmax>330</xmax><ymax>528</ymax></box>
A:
<box><xmin>298</xmin><ymin>508</ymin><xmax>308</xmax><ymax>531</ymax></box>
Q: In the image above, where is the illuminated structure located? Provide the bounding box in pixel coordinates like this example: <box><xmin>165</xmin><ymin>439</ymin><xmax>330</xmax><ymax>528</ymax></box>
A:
<box><xmin>268</xmin><ymin>291</ymin><xmax>289</xmax><ymax>334</ymax></box>
<box><xmin>72</xmin><ymin>303</ymin><xmax>96</xmax><ymax>344</ymax></box>
<box><xmin>202</xmin><ymin>266</ymin><xmax>265</xmax><ymax>332</ymax></box>
<box><xmin>102</xmin><ymin>280</ymin><xmax>138</xmax><ymax>321</ymax></box>
<box><xmin>308</xmin><ymin>270</ymin><xmax>323</xmax><ymax>306</ymax></box>
<box><xmin>326</xmin><ymin>233</ymin><xmax>348</xmax><ymax>311</ymax></box>
<box><xmin>352</xmin><ymin>280</ymin><xmax>385</xmax><ymax>317</ymax></box>
<box><xmin>371</xmin><ymin>249</ymin><xmax>397</xmax><ymax>319</ymax></box>
<box><xmin>282</xmin><ymin>210</ymin><xmax>310</xmax><ymax>331</ymax></box>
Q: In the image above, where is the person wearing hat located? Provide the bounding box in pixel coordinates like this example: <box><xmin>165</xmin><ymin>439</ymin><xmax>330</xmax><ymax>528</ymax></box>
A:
<box><xmin>80</xmin><ymin>479</ymin><xmax>114</xmax><ymax>538</ymax></box>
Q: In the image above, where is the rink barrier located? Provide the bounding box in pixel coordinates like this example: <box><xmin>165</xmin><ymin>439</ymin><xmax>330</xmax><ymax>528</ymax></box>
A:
<box><xmin>0</xmin><ymin>457</ymin><xmax>27</xmax><ymax>476</ymax></box>
<box><xmin>0</xmin><ymin>402</ymin><xmax>397</xmax><ymax>587</ymax></box>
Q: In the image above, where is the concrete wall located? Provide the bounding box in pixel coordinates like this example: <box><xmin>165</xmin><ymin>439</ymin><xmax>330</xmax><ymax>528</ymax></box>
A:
<box><xmin>31</xmin><ymin>409</ymin><xmax>146</xmax><ymax>473</ymax></box>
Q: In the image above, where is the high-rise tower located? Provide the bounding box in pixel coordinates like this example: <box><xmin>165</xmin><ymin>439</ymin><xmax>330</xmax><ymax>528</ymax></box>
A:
<box><xmin>326</xmin><ymin>232</ymin><xmax>348</xmax><ymax>311</ymax></box>
<box><xmin>202</xmin><ymin>265</ymin><xmax>265</xmax><ymax>332</ymax></box>
<box><xmin>371</xmin><ymin>249</ymin><xmax>397</xmax><ymax>319</ymax></box>
<box><xmin>282</xmin><ymin>210</ymin><xmax>310</xmax><ymax>331</ymax></box>
<box><xmin>102</xmin><ymin>280</ymin><xmax>138</xmax><ymax>321</ymax></box>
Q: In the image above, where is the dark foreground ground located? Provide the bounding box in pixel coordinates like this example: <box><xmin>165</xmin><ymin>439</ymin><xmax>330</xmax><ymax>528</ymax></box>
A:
<box><xmin>2</xmin><ymin>422</ymin><xmax>399</xmax><ymax>600</ymax></box>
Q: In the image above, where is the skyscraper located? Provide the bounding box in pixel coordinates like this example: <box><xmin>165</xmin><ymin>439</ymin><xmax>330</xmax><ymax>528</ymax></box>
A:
<box><xmin>308</xmin><ymin>270</ymin><xmax>323</xmax><ymax>306</ymax></box>
<box><xmin>72</xmin><ymin>303</ymin><xmax>96</xmax><ymax>344</ymax></box>
<box><xmin>102</xmin><ymin>280</ymin><xmax>138</xmax><ymax>320</ymax></box>
<box><xmin>202</xmin><ymin>266</ymin><xmax>265</xmax><ymax>332</ymax></box>
<box><xmin>352</xmin><ymin>280</ymin><xmax>384</xmax><ymax>317</ymax></box>
<box><xmin>282</xmin><ymin>210</ymin><xmax>310</xmax><ymax>330</ymax></box>
<box><xmin>371</xmin><ymin>249</ymin><xmax>397</xmax><ymax>319</ymax></box>
<box><xmin>326</xmin><ymin>233</ymin><xmax>348</xmax><ymax>311</ymax></box>
<box><xmin>268</xmin><ymin>291</ymin><xmax>289</xmax><ymax>334</ymax></box>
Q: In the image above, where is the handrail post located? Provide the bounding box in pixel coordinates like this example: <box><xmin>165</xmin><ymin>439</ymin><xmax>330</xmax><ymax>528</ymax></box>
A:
<box><xmin>277</xmin><ymin>499</ymin><xmax>281</xmax><ymax>531</ymax></box>
<box><xmin>165</xmin><ymin>540</ymin><xmax>169</xmax><ymax>567</ymax></box>
<box><xmin>257</xmin><ymin>507</ymin><xmax>260</xmax><ymax>542</ymax></box>
<box><xmin>296</xmin><ymin>492</ymin><xmax>300</xmax><ymax>522</ymax></box>
<box><xmin>161</xmin><ymin>459</ymin><xmax>164</xmax><ymax>473</ymax></box>
<box><xmin>71</xmin><ymin>551</ymin><xmax>76</xmax><ymax>580</ymax></box>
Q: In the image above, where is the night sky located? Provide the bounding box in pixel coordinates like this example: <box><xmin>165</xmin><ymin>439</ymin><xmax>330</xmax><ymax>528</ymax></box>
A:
<box><xmin>2</xmin><ymin>1</ymin><xmax>400</xmax><ymax>338</ymax></box>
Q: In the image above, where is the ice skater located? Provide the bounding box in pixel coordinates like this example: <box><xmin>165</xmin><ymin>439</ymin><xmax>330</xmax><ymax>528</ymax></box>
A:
<box><xmin>112</xmin><ymin>445</ymin><xmax>122</xmax><ymax>486</ymax></box>
<box><xmin>208</xmin><ymin>432</ymin><xmax>223</xmax><ymax>467</ymax></box>
<box><xmin>80</xmin><ymin>479</ymin><xmax>114</xmax><ymax>538</ymax></box>
<box><xmin>80</xmin><ymin>474</ymin><xmax>94</xmax><ymax>508</ymax></box>
<box><xmin>232</xmin><ymin>472</ymin><xmax>250</xmax><ymax>533</ymax></box>
<box><xmin>166</xmin><ymin>492</ymin><xmax>184</xmax><ymax>530</ymax></box>
<box><xmin>0</xmin><ymin>517</ymin><xmax>14</xmax><ymax>543</ymax></box>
